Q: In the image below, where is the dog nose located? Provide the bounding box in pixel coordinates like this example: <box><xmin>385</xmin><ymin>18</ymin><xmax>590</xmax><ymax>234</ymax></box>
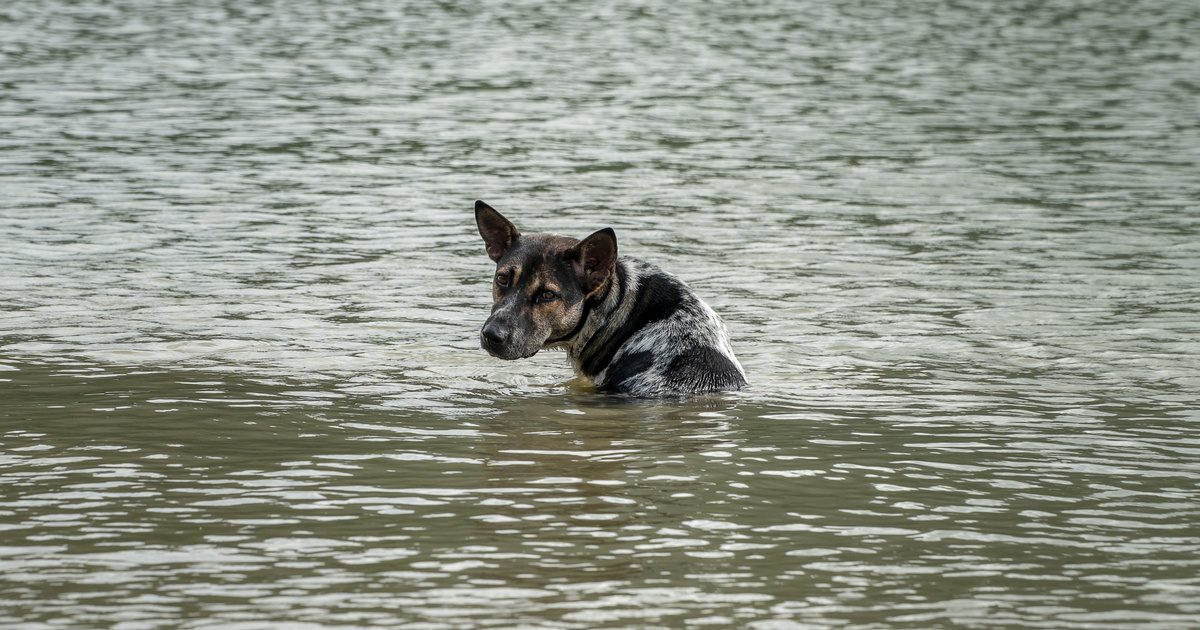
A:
<box><xmin>481</xmin><ymin>321</ymin><xmax>505</xmax><ymax>347</ymax></box>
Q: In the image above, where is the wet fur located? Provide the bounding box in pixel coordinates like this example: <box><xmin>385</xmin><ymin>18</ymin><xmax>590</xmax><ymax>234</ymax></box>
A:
<box><xmin>476</xmin><ymin>201</ymin><xmax>747</xmax><ymax>397</ymax></box>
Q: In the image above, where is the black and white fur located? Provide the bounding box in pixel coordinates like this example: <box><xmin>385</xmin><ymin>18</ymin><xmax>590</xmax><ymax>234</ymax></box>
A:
<box><xmin>475</xmin><ymin>200</ymin><xmax>747</xmax><ymax>397</ymax></box>
<box><xmin>557</xmin><ymin>256</ymin><xmax>748</xmax><ymax>396</ymax></box>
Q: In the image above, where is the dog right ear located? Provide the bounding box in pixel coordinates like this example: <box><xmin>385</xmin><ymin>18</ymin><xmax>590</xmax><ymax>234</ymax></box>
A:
<box><xmin>475</xmin><ymin>200</ymin><xmax>519</xmax><ymax>262</ymax></box>
<box><xmin>572</xmin><ymin>227</ymin><xmax>618</xmax><ymax>294</ymax></box>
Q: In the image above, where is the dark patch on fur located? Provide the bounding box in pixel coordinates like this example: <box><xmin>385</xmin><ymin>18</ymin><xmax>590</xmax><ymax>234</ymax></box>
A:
<box><xmin>579</xmin><ymin>268</ymin><xmax>687</xmax><ymax>376</ymax></box>
<box><xmin>514</xmin><ymin>251</ymin><xmax>542</xmax><ymax>291</ymax></box>
<box><xmin>598</xmin><ymin>350</ymin><xmax>655</xmax><ymax>393</ymax></box>
<box><xmin>665</xmin><ymin>346</ymin><xmax>748</xmax><ymax>392</ymax></box>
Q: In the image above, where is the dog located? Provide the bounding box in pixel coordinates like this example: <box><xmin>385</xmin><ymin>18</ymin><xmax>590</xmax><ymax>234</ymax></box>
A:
<box><xmin>474</xmin><ymin>200</ymin><xmax>747</xmax><ymax>397</ymax></box>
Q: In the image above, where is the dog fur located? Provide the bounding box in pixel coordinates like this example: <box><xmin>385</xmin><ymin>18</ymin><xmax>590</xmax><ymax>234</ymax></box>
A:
<box><xmin>475</xmin><ymin>200</ymin><xmax>747</xmax><ymax>397</ymax></box>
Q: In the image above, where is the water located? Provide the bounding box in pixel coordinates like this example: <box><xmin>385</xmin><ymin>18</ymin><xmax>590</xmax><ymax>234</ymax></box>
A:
<box><xmin>2</xmin><ymin>0</ymin><xmax>1199</xmax><ymax>627</ymax></box>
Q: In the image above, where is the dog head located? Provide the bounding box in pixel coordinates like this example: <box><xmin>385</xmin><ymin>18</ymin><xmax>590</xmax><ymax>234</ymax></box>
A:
<box><xmin>474</xmin><ymin>200</ymin><xmax>617</xmax><ymax>360</ymax></box>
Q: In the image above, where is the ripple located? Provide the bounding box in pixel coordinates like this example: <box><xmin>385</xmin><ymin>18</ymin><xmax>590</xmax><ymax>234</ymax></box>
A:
<box><xmin>3</xmin><ymin>0</ymin><xmax>1200</xmax><ymax>627</ymax></box>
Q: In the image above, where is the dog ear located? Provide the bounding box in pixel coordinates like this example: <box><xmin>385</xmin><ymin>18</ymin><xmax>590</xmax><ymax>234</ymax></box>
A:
<box><xmin>572</xmin><ymin>228</ymin><xmax>618</xmax><ymax>293</ymax></box>
<box><xmin>475</xmin><ymin>200</ymin><xmax>519</xmax><ymax>262</ymax></box>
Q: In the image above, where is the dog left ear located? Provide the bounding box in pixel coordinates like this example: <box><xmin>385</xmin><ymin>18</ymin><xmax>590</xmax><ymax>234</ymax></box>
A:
<box><xmin>572</xmin><ymin>228</ymin><xmax>618</xmax><ymax>293</ymax></box>
<box><xmin>475</xmin><ymin>200</ymin><xmax>520</xmax><ymax>262</ymax></box>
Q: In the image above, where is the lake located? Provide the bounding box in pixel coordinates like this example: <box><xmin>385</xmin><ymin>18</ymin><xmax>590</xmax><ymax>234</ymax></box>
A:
<box><xmin>2</xmin><ymin>0</ymin><xmax>1199</xmax><ymax>627</ymax></box>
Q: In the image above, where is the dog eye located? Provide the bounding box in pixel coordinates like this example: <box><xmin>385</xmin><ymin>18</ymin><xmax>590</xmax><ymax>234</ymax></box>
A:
<box><xmin>495</xmin><ymin>273</ymin><xmax>510</xmax><ymax>287</ymax></box>
<box><xmin>536</xmin><ymin>290</ymin><xmax>558</xmax><ymax>303</ymax></box>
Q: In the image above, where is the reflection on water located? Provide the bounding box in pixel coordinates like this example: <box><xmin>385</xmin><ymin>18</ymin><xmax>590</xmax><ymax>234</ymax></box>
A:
<box><xmin>2</xmin><ymin>0</ymin><xmax>1199</xmax><ymax>627</ymax></box>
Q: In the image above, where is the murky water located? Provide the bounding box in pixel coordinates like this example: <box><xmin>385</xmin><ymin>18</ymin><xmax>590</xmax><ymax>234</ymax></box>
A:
<box><xmin>3</xmin><ymin>1</ymin><xmax>1200</xmax><ymax>627</ymax></box>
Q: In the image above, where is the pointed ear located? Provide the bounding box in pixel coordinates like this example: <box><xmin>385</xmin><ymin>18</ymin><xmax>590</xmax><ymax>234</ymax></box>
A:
<box><xmin>475</xmin><ymin>200</ymin><xmax>519</xmax><ymax>262</ymax></box>
<box><xmin>571</xmin><ymin>228</ymin><xmax>618</xmax><ymax>293</ymax></box>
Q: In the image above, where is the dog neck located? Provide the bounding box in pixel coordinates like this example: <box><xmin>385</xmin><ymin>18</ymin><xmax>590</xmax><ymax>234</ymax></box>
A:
<box><xmin>553</xmin><ymin>260</ymin><xmax>634</xmax><ymax>378</ymax></box>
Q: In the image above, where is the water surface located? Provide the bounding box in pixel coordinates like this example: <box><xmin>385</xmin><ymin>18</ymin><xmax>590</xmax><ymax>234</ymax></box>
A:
<box><xmin>2</xmin><ymin>0</ymin><xmax>1199</xmax><ymax>627</ymax></box>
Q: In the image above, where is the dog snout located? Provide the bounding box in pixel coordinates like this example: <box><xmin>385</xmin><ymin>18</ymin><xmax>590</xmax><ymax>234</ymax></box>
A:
<box><xmin>481</xmin><ymin>320</ymin><xmax>506</xmax><ymax>348</ymax></box>
<box><xmin>481</xmin><ymin>314</ymin><xmax>538</xmax><ymax>360</ymax></box>
<box><xmin>481</xmin><ymin>318</ymin><xmax>522</xmax><ymax>358</ymax></box>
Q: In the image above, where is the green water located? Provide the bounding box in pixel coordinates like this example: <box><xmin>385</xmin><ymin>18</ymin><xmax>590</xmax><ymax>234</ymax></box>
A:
<box><xmin>2</xmin><ymin>1</ymin><xmax>1199</xmax><ymax>627</ymax></box>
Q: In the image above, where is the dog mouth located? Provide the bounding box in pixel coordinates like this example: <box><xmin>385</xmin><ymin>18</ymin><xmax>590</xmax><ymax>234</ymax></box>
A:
<box><xmin>484</xmin><ymin>347</ymin><xmax>539</xmax><ymax>360</ymax></box>
<box><xmin>481</xmin><ymin>337</ymin><xmax>540</xmax><ymax>360</ymax></box>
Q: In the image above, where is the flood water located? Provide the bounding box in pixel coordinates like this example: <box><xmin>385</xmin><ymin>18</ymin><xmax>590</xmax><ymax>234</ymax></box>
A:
<box><xmin>3</xmin><ymin>1</ymin><xmax>1200</xmax><ymax>627</ymax></box>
